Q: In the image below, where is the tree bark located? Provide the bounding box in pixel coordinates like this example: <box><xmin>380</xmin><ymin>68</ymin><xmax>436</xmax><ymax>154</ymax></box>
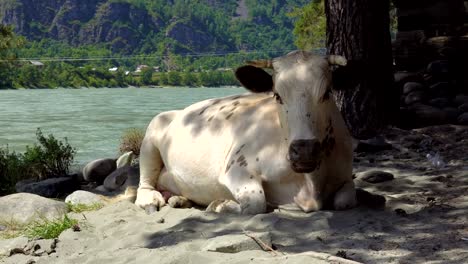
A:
<box><xmin>325</xmin><ymin>0</ymin><xmax>396</xmax><ymax>139</ymax></box>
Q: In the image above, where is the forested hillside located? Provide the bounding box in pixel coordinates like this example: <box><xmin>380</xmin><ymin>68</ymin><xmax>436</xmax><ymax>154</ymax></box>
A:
<box><xmin>1</xmin><ymin>0</ymin><xmax>308</xmax><ymax>55</ymax></box>
<box><xmin>0</xmin><ymin>0</ymin><xmax>311</xmax><ymax>88</ymax></box>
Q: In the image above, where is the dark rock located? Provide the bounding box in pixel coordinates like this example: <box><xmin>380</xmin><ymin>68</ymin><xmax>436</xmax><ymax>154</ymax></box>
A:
<box><xmin>82</xmin><ymin>158</ymin><xmax>116</xmax><ymax>184</ymax></box>
<box><xmin>457</xmin><ymin>113</ymin><xmax>468</xmax><ymax>125</ymax></box>
<box><xmin>403</xmin><ymin>82</ymin><xmax>424</xmax><ymax>95</ymax></box>
<box><xmin>405</xmin><ymin>91</ymin><xmax>427</xmax><ymax>105</ymax></box>
<box><xmin>355</xmin><ymin>136</ymin><xmax>392</xmax><ymax>153</ymax></box>
<box><xmin>427</xmin><ymin>60</ymin><xmax>450</xmax><ymax>75</ymax></box>
<box><xmin>443</xmin><ymin>107</ymin><xmax>460</xmax><ymax>122</ymax></box>
<box><xmin>394</xmin><ymin>72</ymin><xmax>422</xmax><ymax>87</ymax></box>
<box><xmin>458</xmin><ymin>103</ymin><xmax>468</xmax><ymax>112</ymax></box>
<box><xmin>103</xmin><ymin>164</ymin><xmax>139</xmax><ymax>191</ymax></box>
<box><xmin>359</xmin><ymin>171</ymin><xmax>394</xmax><ymax>183</ymax></box>
<box><xmin>428</xmin><ymin>98</ymin><xmax>450</xmax><ymax>108</ymax></box>
<box><xmin>410</xmin><ymin>103</ymin><xmax>448</xmax><ymax>127</ymax></box>
<box><xmin>16</xmin><ymin>177</ymin><xmax>79</xmax><ymax>198</ymax></box>
<box><xmin>453</xmin><ymin>94</ymin><xmax>468</xmax><ymax>106</ymax></box>
<box><xmin>429</xmin><ymin>82</ymin><xmax>452</xmax><ymax>97</ymax></box>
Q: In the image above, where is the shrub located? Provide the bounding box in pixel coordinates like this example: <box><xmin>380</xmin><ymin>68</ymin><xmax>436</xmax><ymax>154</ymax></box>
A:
<box><xmin>119</xmin><ymin>128</ymin><xmax>145</xmax><ymax>156</ymax></box>
<box><xmin>22</xmin><ymin>128</ymin><xmax>76</xmax><ymax>180</ymax></box>
<box><xmin>0</xmin><ymin>128</ymin><xmax>76</xmax><ymax>195</ymax></box>
<box><xmin>0</xmin><ymin>147</ymin><xmax>25</xmax><ymax>196</ymax></box>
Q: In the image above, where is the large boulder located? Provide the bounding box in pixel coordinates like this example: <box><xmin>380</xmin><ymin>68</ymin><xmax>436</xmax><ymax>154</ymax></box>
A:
<box><xmin>82</xmin><ymin>158</ymin><xmax>117</xmax><ymax>184</ymax></box>
<box><xmin>0</xmin><ymin>193</ymin><xmax>68</xmax><ymax>224</ymax></box>
<box><xmin>15</xmin><ymin>177</ymin><xmax>79</xmax><ymax>198</ymax></box>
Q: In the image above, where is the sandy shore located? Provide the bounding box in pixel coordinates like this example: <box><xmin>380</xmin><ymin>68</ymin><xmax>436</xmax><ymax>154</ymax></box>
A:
<box><xmin>2</xmin><ymin>125</ymin><xmax>467</xmax><ymax>264</ymax></box>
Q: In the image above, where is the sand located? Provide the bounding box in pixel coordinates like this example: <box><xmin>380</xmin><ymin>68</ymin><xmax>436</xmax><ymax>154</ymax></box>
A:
<box><xmin>2</xmin><ymin>125</ymin><xmax>467</xmax><ymax>264</ymax></box>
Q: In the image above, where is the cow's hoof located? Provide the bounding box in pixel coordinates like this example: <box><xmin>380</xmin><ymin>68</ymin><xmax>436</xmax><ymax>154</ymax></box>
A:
<box><xmin>206</xmin><ymin>199</ymin><xmax>241</xmax><ymax>214</ymax></box>
<box><xmin>135</xmin><ymin>188</ymin><xmax>166</xmax><ymax>211</ymax></box>
<box><xmin>168</xmin><ymin>196</ymin><xmax>193</xmax><ymax>209</ymax></box>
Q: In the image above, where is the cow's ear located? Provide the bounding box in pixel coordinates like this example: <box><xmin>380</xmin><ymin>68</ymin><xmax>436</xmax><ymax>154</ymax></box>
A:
<box><xmin>235</xmin><ymin>65</ymin><xmax>273</xmax><ymax>93</ymax></box>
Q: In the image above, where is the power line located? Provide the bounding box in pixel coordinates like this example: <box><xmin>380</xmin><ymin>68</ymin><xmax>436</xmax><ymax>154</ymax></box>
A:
<box><xmin>0</xmin><ymin>49</ymin><xmax>321</xmax><ymax>62</ymax></box>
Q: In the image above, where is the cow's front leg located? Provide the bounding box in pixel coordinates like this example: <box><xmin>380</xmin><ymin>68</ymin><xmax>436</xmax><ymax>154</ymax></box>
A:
<box><xmin>135</xmin><ymin>136</ymin><xmax>166</xmax><ymax>211</ymax></box>
<box><xmin>333</xmin><ymin>180</ymin><xmax>357</xmax><ymax>210</ymax></box>
<box><xmin>220</xmin><ymin>168</ymin><xmax>266</xmax><ymax>214</ymax></box>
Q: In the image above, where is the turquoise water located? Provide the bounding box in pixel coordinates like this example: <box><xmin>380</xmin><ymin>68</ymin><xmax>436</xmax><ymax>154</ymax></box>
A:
<box><xmin>0</xmin><ymin>87</ymin><xmax>246</xmax><ymax>166</ymax></box>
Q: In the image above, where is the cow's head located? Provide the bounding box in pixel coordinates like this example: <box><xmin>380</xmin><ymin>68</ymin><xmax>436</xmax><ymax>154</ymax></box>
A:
<box><xmin>235</xmin><ymin>51</ymin><xmax>347</xmax><ymax>173</ymax></box>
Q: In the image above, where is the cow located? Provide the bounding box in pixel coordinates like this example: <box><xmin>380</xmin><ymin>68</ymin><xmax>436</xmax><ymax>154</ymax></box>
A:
<box><xmin>135</xmin><ymin>51</ymin><xmax>357</xmax><ymax>214</ymax></box>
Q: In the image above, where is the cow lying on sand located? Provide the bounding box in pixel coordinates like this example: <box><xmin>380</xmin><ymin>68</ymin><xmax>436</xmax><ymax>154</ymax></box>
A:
<box><xmin>135</xmin><ymin>51</ymin><xmax>357</xmax><ymax>214</ymax></box>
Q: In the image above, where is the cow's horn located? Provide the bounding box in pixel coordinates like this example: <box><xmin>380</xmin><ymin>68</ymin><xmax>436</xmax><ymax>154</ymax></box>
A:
<box><xmin>246</xmin><ymin>60</ymin><xmax>273</xmax><ymax>69</ymax></box>
<box><xmin>327</xmin><ymin>55</ymin><xmax>347</xmax><ymax>66</ymax></box>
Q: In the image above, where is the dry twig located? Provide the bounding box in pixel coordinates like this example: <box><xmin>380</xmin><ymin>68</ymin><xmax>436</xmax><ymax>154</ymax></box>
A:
<box><xmin>242</xmin><ymin>229</ymin><xmax>282</xmax><ymax>256</ymax></box>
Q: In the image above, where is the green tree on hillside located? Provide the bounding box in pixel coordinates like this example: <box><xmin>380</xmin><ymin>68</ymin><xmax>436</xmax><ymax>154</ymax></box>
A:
<box><xmin>290</xmin><ymin>0</ymin><xmax>325</xmax><ymax>50</ymax></box>
<box><xmin>0</xmin><ymin>24</ymin><xmax>25</xmax><ymax>88</ymax></box>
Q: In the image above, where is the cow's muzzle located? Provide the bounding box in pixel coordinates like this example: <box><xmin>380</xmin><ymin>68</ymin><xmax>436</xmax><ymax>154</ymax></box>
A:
<box><xmin>288</xmin><ymin>139</ymin><xmax>321</xmax><ymax>173</ymax></box>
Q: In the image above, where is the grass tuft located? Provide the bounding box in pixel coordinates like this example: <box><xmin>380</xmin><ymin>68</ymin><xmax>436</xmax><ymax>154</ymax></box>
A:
<box><xmin>25</xmin><ymin>215</ymin><xmax>78</xmax><ymax>239</ymax></box>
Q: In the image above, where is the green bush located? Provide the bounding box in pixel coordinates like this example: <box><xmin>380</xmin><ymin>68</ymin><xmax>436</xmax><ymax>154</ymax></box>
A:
<box><xmin>23</xmin><ymin>128</ymin><xmax>76</xmax><ymax>180</ymax></box>
<box><xmin>119</xmin><ymin>128</ymin><xmax>145</xmax><ymax>156</ymax></box>
<box><xmin>0</xmin><ymin>147</ymin><xmax>25</xmax><ymax>196</ymax></box>
<box><xmin>0</xmin><ymin>128</ymin><xmax>76</xmax><ymax>195</ymax></box>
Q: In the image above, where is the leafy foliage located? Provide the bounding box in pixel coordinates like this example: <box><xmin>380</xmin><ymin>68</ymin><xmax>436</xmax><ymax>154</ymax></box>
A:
<box><xmin>0</xmin><ymin>147</ymin><xmax>24</xmax><ymax>195</ymax></box>
<box><xmin>23</xmin><ymin>128</ymin><xmax>76</xmax><ymax>180</ymax></box>
<box><xmin>0</xmin><ymin>129</ymin><xmax>76</xmax><ymax>195</ymax></box>
<box><xmin>290</xmin><ymin>0</ymin><xmax>326</xmax><ymax>50</ymax></box>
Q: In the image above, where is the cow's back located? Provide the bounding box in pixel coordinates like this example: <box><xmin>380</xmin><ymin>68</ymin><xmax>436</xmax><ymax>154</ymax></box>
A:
<box><xmin>155</xmin><ymin>92</ymin><xmax>283</xmax><ymax>204</ymax></box>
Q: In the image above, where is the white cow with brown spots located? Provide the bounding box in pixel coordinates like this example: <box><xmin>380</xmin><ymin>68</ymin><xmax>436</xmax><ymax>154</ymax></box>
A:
<box><xmin>135</xmin><ymin>51</ymin><xmax>357</xmax><ymax>214</ymax></box>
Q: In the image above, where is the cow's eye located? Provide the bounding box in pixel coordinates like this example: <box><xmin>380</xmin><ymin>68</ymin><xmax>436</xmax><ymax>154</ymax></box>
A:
<box><xmin>273</xmin><ymin>92</ymin><xmax>283</xmax><ymax>104</ymax></box>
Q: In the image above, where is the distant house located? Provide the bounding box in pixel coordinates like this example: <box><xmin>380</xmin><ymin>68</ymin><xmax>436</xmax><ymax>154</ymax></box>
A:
<box><xmin>109</xmin><ymin>67</ymin><xmax>118</xmax><ymax>72</ymax></box>
<box><xmin>125</xmin><ymin>71</ymin><xmax>130</xmax><ymax>76</ymax></box>
<box><xmin>29</xmin><ymin>60</ymin><xmax>44</xmax><ymax>67</ymax></box>
<box><xmin>135</xmin><ymin>65</ymin><xmax>149</xmax><ymax>73</ymax></box>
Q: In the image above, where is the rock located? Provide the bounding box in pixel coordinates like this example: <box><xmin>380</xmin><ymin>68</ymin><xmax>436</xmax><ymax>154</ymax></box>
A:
<box><xmin>403</xmin><ymin>82</ymin><xmax>424</xmax><ymax>95</ymax></box>
<box><xmin>355</xmin><ymin>136</ymin><xmax>392</xmax><ymax>153</ymax></box>
<box><xmin>405</xmin><ymin>91</ymin><xmax>427</xmax><ymax>105</ymax></box>
<box><xmin>116</xmin><ymin>151</ymin><xmax>135</xmax><ymax>169</ymax></box>
<box><xmin>429</xmin><ymin>82</ymin><xmax>452</xmax><ymax>97</ymax></box>
<box><xmin>428</xmin><ymin>98</ymin><xmax>450</xmax><ymax>108</ymax></box>
<box><xmin>65</xmin><ymin>190</ymin><xmax>103</xmax><ymax>206</ymax></box>
<box><xmin>94</xmin><ymin>185</ymin><xmax>108</xmax><ymax>192</ymax></box>
<box><xmin>443</xmin><ymin>107</ymin><xmax>460</xmax><ymax>122</ymax></box>
<box><xmin>24</xmin><ymin>239</ymin><xmax>57</xmax><ymax>256</ymax></box>
<box><xmin>426</xmin><ymin>60</ymin><xmax>450</xmax><ymax>75</ymax></box>
<box><xmin>458</xmin><ymin>103</ymin><xmax>468</xmax><ymax>112</ymax></box>
<box><xmin>410</xmin><ymin>103</ymin><xmax>448</xmax><ymax>126</ymax></box>
<box><xmin>453</xmin><ymin>94</ymin><xmax>468</xmax><ymax>106</ymax></box>
<box><xmin>457</xmin><ymin>113</ymin><xmax>468</xmax><ymax>125</ymax></box>
<box><xmin>82</xmin><ymin>158</ymin><xmax>117</xmax><ymax>184</ymax></box>
<box><xmin>103</xmin><ymin>166</ymin><xmax>130</xmax><ymax>191</ymax></box>
<box><xmin>0</xmin><ymin>193</ymin><xmax>68</xmax><ymax>224</ymax></box>
<box><xmin>15</xmin><ymin>177</ymin><xmax>79</xmax><ymax>198</ymax></box>
<box><xmin>103</xmin><ymin>165</ymin><xmax>139</xmax><ymax>191</ymax></box>
<box><xmin>0</xmin><ymin>236</ymin><xmax>29</xmax><ymax>257</ymax></box>
<box><xmin>358</xmin><ymin>171</ymin><xmax>394</xmax><ymax>183</ymax></box>
<box><xmin>394</xmin><ymin>72</ymin><xmax>422</xmax><ymax>87</ymax></box>
<box><xmin>202</xmin><ymin>232</ymin><xmax>272</xmax><ymax>253</ymax></box>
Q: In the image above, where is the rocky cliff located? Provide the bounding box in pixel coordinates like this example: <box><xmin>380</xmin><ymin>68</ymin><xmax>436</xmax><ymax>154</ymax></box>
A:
<box><xmin>0</xmin><ymin>0</ymin><xmax>307</xmax><ymax>54</ymax></box>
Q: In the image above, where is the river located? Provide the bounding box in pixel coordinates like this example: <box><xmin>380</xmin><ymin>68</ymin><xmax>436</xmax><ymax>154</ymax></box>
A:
<box><xmin>0</xmin><ymin>87</ymin><xmax>246</xmax><ymax>166</ymax></box>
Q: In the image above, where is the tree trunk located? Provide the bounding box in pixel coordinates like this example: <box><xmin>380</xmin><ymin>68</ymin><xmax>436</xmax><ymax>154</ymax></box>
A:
<box><xmin>325</xmin><ymin>0</ymin><xmax>396</xmax><ymax>139</ymax></box>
